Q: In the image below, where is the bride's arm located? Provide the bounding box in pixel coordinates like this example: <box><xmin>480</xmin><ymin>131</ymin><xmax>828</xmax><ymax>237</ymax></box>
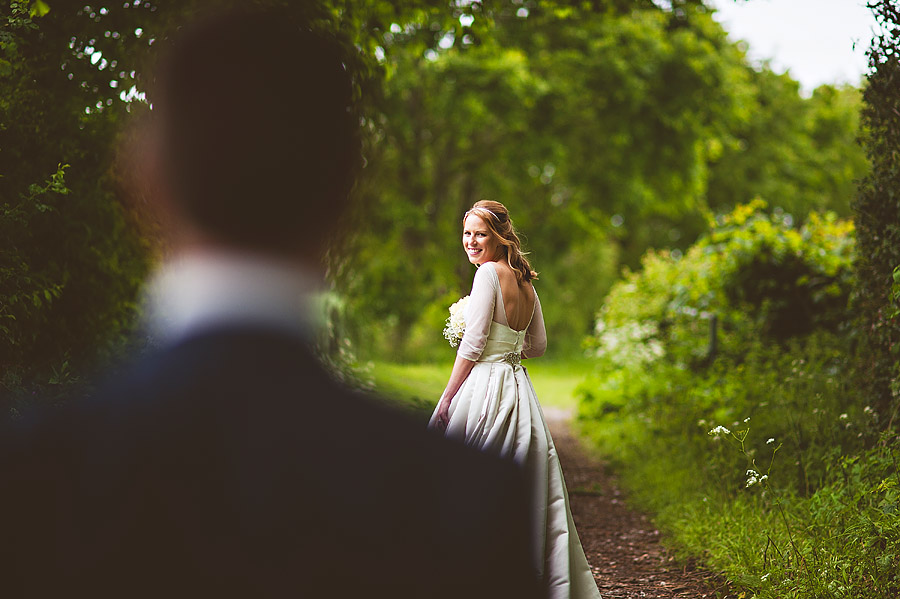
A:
<box><xmin>456</xmin><ymin>264</ymin><xmax>496</xmax><ymax>361</ymax></box>
<box><xmin>522</xmin><ymin>290</ymin><xmax>546</xmax><ymax>359</ymax></box>
<box><xmin>436</xmin><ymin>265</ymin><xmax>497</xmax><ymax>428</ymax></box>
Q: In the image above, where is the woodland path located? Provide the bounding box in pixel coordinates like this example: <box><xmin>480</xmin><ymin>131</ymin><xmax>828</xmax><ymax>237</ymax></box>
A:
<box><xmin>544</xmin><ymin>407</ymin><xmax>738</xmax><ymax>599</ymax></box>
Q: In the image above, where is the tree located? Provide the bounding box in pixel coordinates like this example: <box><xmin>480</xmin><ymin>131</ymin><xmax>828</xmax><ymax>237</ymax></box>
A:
<box><xmin>852</xmin><ymin>0</ymin><xmax>900</xmax><ymax>419</ymax></box>
<box><xmin>0</xmin><ymin>1</ymin><xmax>158</xmax><ymax>398</ymax></box>
<box><xmin>0</xmin><ymin>0</ymin><xmax>872</xmax><ymax>383</ymax></box>
<box><xmin>335</xmin><ymin>1</ymin><xmax>865</xmax><ymax>358</ymax></box>
<box><xmin>0</xmin><ymin>0</ymin><xmax>459</xmax><ymax>397</ymax></box>
<box><xmin>707</xmin><ymin>69</ymin><xmax>867</xmax><ymax>220</ymax></box>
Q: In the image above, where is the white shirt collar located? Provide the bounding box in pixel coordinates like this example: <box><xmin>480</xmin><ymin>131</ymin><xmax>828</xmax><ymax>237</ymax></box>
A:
<box><xmin>143</xmin><ymin>251</ymin><xmax>322</xmax><ymax>347</ymax></box>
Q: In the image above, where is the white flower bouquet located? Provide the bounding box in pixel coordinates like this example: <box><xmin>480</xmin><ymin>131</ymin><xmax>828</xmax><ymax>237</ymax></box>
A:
<box><xmin>442</xmin><ymin>295</ymin><xmax>469</xmax><ymax>348</ymax></box>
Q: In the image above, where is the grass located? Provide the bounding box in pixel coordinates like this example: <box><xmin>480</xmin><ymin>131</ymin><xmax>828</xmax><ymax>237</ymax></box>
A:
<box><xmin>575</xmin><ymin>342</ymin><xmax>900</xmax><ymax>599</ymax></box>
<box><xmin>369</xmin><ymin>360</ymin><xmax>450</xmax><ymax>417</ymax></box>
<box><xmin>369</xmin><ymin>355</ymin><xmax>594</xmax><ymax>417</ymax></box>
<box><xmin>525</xmin><ymin>357</ymin><xmax>595</xmax><ymax>409</ymax></box>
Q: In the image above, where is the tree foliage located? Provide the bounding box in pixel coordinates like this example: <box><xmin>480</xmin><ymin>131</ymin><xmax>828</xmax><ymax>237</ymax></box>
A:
<box><xmin>0</xmin><ymin>0</ymin><xmax>471</xmax><ymax>398</ymax></box>
<box><xmin>853</xmin><ymin>0</ymin><xmax>900</xmax><ymax>418</ymax></box>
<box><xmin>708</xmin><ymin>70</ymin><xmax>867</xmax><ymax>219</ymax></box>
<box><xmin>0</xmin><ymin>0</ymin><xmax>872</xmax><ymax>394</ymax></box>
<box><xmin>336</xmin><ymin>1</ymin><xmax>866</xmax><ymax>359</ymax></box>
<box><xmin>0</xmin><ymin>1</ymin><xmax>158</xmax><ymax>398</ymax></box>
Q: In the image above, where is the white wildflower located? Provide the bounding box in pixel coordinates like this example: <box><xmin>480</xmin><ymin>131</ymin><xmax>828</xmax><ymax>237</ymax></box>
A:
<box><xmin>767</xmin><ymin>438</ymin><xmax>775</xmax><ymax>444</ymax></box>
<box><xmin>745</xmin><ymin>469</ymin><xmax>761</xmax><ymax>487</ymax></box>
<box><xmin>708</xmin><ymin>425</ymin><xmax>731</xmax><ymax>436</ymax></box>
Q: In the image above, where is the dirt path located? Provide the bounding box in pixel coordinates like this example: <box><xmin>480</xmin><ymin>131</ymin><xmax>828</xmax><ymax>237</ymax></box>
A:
<box><xmin>544</xmin><ymin>407</ymin><xmax>736</xmax><ymax>599</ymax></box>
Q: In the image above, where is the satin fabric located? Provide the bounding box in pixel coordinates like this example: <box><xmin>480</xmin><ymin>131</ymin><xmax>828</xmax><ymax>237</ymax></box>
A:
<box><xmin>430</xmin><ymin>318</ymin><xmax>601</xmax><ymax>599</ymax></box>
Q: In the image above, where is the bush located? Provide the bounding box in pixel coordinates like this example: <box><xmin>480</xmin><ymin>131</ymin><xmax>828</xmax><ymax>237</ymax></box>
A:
<box><xmin>0</xmin><ymin>6</ymin><xmax>151</xmax><ymax>407</ymax></box>
<box><xmin>0</xmin><ymin>164</ymin><xmax>149</xmax><ymax>408</ymax></box>
<box><xmin>584</xmin><ymin>201</ymin><xmax>855</xmax><ymax>372</ymax></box>
<box><xmin>853</xmin><ymin>0</ymin><xmax>900</xmax><ymax>417</ymax></box>
<box><xmin>577</xmin><ymin>203</ymin><xmax>900</xmax><ymax>597</ymax></box>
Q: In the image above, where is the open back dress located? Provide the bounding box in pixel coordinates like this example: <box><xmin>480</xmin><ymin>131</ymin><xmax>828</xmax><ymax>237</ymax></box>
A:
<box><xmin>428</xmin><ymin>262</ymin><xmax>601</xmax><ymax>599</ymax></box>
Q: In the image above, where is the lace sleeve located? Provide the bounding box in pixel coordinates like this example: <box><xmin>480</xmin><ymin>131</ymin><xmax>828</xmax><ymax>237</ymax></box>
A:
<box><xmin>522</xmin><ymin>289</ymin><xmax>546</xmax><ymax>359</ymax></box>
<box><xmin>457</xmin><ymin>264</ymin><xmax>498</xmax><ymax>361</ymax></box>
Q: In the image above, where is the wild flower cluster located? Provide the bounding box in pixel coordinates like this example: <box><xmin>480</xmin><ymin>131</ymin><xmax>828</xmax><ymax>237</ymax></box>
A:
<box><xmin>442</xmin><ymin>295</ymin><xmax>469</xmax><ymax>348</ymax></box>
<box><xmin>592</xmin><ymin>320</ymin><xmax>664</xmax><ymax>368</ymax></box>
<box><xmin>708</xmin><ymin>425</ymin><xmax>731</xmax><ymax>437</ymax></box>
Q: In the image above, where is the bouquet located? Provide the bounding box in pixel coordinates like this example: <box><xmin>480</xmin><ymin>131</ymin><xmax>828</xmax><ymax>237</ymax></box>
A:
<box><xmin>442</xmin><ymin>295</ymin><xmax>469</xmax><ymax>348</ymax></box>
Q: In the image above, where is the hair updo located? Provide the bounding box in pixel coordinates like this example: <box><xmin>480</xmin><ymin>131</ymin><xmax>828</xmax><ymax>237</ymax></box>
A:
<box><xmin>464</xmin><ymin>200</ymin><xmax>538</xmax><ymax>283</ymax></box>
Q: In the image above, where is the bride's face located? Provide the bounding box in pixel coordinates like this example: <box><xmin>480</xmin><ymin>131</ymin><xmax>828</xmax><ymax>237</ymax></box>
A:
<box><xmin>462</xmin><ymin>213</ymin><xmax>499</xmax><ymax>265</ymax></box>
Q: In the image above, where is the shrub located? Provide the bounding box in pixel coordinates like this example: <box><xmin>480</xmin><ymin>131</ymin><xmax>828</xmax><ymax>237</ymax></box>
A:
<box><xmin>577</xmin><ymin>202</ymin><xmax>900</xmax><ymax>597</ymax></box>
<box><xmin>853</xmin><ymin>0</ymin><xmax>900</xmax><ymax>417</ymax></box>
<box><xmin>584</xmin><ymin>201</ymin><xmax>855</xmax><ymax>372</ymax></box>
<box><xmin>0</xmin><ymin>164</ymin><xmax>148</xmax><ymax>407</ymax></box>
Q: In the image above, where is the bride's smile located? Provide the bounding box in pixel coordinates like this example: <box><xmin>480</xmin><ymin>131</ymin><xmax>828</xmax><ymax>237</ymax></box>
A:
<box><xmin>462</xmin><ymin>214</ymin><xmax>499</xmax><ymax>265</ymax></box>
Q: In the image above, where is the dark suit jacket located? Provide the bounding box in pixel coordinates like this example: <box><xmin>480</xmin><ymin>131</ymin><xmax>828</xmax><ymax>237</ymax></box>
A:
<box><xmin>3</xmin><ymin>327</ymin><xmax>542</xmax><ymax>598</ymax></box>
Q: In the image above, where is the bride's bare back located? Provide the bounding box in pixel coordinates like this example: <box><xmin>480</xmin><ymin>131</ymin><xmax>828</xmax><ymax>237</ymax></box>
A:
<box><xmin>493</xmin><ymin>260</ymin><xmax>535</xmax><ymax>332</ymax></box>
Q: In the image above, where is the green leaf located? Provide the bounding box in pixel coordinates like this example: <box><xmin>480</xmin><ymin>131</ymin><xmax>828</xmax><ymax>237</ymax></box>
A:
<box><xmin>29</xmin><ymin>0</ymin><xmax>51</xmax><ymax>18</ymax></box>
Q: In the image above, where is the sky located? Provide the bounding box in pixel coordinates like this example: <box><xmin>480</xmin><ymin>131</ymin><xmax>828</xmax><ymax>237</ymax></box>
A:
<box><xmin>705</xmin><ymin>0</ymin><xmax>881</xmax><ymax>94</ymax></box>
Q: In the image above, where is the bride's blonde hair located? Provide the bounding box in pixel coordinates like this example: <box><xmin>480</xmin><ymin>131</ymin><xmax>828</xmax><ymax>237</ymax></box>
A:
<box><xmin>464</xmin><ymin>200</ymin><xmax>537</xmax><ymax>283</ymax></box>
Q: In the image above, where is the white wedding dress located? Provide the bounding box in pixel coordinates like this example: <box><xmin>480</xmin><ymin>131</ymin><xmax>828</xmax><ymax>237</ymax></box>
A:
<box><xmin>429</xmin><ymin>262</ymin><xmax>601</xmax><ymax>599</ymax></box>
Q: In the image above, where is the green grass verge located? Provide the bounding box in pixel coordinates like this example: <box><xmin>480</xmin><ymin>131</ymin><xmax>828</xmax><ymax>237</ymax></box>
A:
<box><xmin>369</xmin><ymin>356</ymin><xmax>595</xmax><ymax>417</ymax></box>
<box><xmin>369</xmin><ymin>360</ymin><xmax>450</xmax><ymax>418</ymax></box>
<box><xmin>576</xmin><ymin>360</ymin><xmax>900</xmax><ymax>599</ymax></box>
<box><xmin>522</xmin><ymin>358</ymin><xmax>595</xmax><ymax>409</ymax></box>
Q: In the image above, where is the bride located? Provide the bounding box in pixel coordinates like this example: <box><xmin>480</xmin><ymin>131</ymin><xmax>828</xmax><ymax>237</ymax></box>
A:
<box><xmin>430</xmin><ymin>200</ymin><xmax>601</xmax><ymax>599</ymax></box>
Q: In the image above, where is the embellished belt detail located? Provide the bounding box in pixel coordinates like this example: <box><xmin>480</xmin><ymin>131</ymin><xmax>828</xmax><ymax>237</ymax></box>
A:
<box><xmin>501</xmin><ymin>352</ymin><xmax>522</xmax><ymax>368</ymax></box>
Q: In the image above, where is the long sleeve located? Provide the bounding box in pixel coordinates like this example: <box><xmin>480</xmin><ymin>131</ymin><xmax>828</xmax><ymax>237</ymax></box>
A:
<box><xmin>522</xmin><ymin>289</ymin><xmax>546</xmax><ymax>359</ymax></box>
<box><xmin>457</xmin><ymin>264</ymin><xmax>498</xmax><ymax>362</ymax></box>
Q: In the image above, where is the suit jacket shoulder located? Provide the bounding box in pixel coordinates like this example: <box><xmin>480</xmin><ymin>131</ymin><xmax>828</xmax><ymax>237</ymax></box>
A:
<box><xmin>4</xmin><ymin>327</ymin><xmax>542</xmax><ymax>598</ymax></box>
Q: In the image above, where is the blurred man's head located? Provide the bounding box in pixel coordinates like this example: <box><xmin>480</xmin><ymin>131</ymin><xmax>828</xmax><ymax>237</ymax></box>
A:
<box><xmin>153</xmin><ymin>9</ymin><xmax>359</xmax><ymax>259</ymax></box>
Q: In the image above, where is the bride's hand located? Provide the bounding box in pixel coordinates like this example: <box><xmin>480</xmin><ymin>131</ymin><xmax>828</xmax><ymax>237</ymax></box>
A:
<box><xmin>436</xmin><ymin>397</ymin><xmax>452</xmax><ymax>429</ymax></box>
<box><xmin>436</xmin><ymin>356</ymin><xmax>474</xmax><ymax>431</ymax></box>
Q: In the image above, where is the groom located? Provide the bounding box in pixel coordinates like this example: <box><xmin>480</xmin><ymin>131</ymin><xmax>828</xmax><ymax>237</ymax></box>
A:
<box><xmin>2</xmin><ymin>9</ymin><xmax>541</xmax><ymax>598</ymax></box>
